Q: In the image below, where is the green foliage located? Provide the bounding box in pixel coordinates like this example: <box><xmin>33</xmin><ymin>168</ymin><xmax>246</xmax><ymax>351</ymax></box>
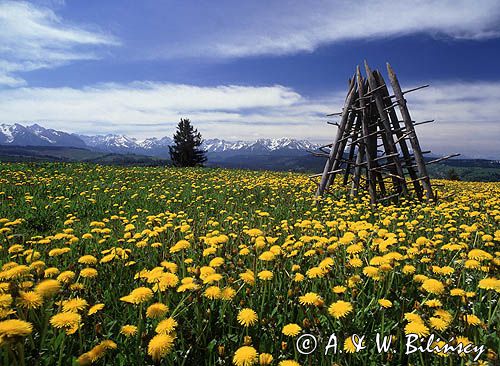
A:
<box><xmin>169</xmin><ymin>118</ymin><xmax>207</xmax><ymax>167</ymax></box>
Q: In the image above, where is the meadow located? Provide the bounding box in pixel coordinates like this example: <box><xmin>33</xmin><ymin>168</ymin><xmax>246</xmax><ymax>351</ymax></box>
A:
<box><xmin>0</xmin><ymin>162</ymin><xmax>498</xmax><ymax>365</ymax></box>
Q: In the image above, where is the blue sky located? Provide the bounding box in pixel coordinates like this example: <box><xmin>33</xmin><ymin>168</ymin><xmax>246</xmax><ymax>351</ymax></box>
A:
<box><xmin>0</xmin><ymin>0</ymin><xmax>499</xmax><ymax>158</ymax></box>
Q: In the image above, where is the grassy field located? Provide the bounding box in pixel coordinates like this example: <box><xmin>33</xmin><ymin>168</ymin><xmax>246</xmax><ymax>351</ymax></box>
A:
<box><xmin>0</xmin><ymin>163</ymin><xmax>498</xmax><ymax>365</ymax></box>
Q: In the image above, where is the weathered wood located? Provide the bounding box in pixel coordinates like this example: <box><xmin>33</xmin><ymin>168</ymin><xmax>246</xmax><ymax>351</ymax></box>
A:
<box><xmin>365</xmin><ymin>61</ymin><xmax>408</xmax><ymax>196</ymax></box>
<box><xmin>387</xmin><ymin>62</ymin><xmax>433</xmax><ymax>200</ymax></box>
<box><xmin>356</xmin><ymin>67</ymin><xmax>377</xmax><ymax>204</ymax></box>
<box><xmin>316</xmin><ymin>77</ymin><xmax>357</xmax><ymax>197</ymax></box>
<box><xmin>309</xmin><ymin>168</ymin><xmax>344</xmax><ymax>178</ymax></box>
<box><xmin>375</xmin><ymin>70</ymin><xmax>423</xmax><ymax>199</ymax></box>
<box><xmin>426</xmin><ymin>153</ymin><xmax>461</xmax><ymax>165</ymax></box>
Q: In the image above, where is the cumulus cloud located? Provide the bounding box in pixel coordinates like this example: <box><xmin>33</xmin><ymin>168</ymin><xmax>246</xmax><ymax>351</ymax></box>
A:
<box><xmin>0</xmin><ymin>0</ymin><xmax>118</xmax><ymax>86</ymax></box>
<box><xmin>0</xmin><ymin>80</ymin><xmax>498</xmax><ymax>157</ymax></box>
<box><xmin>154</xmin><ymin>0</ymin><xmax>500</xmax><ymax>58</ymax></box>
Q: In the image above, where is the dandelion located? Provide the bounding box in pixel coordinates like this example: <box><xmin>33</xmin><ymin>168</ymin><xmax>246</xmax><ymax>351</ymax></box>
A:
<box><xmin>155</xmin><ymin>317</ymin><xmax>178</xmax><ymax>334</ymax></box>
<box><xmin>464</xmin><ymin>314</ymin><xmax>482</xmax><ymax>326</ymax></box>
<box><xmin>404</xmin><ymin>321</ymin><xmax>429</xmax><ymax>337</ymax></box>
<box><xmin>328</xmin><ymin>300</ymin><xmax>353</xmax><ymax>319</ymax></box>
<box><xmin>221</xmin><ymin>287</ymin><xmax>236</xmax><ymax>301</ymax></box>
<box><xmin>17</xmin><ymin>291</ymin><xmax>43</xmax><ymax>309</ymax></box>
<box><xmin>299</xmin><ymin>292</ymin><xmax>321</xmax><ymax>306</ymax></box>
<box><xmin>50</xmin><ymin>312</ymin><xmax>81</xmax><ymax>334</ymax></box>
<box><xmin>120</xmin><ymin>325</ymin><xmax>138</xmax><ymax>337</ymax></box>
<box><xmin>237</xmin><ymin>308</ymin><xmax>258</xmax><ymax>327</ymax></box>
<box><xmin>421</xmin><ymin>279</ymin><xmax>445</xmax><ymax>295</ymax></box>
<box><xmin>35</xmin><ymin>279</ymin><xmax>61</xmax><ymax>297</ymax></box>
<box><xmin>80</xmin><ymin>267</ymin><xmax>98</xmax><ymax>278</ymax></box>
<box><xmin>333</xmin><ymin>286</ymin><xmax>347</xmax><ymax>294</ymax></box>
<box><xmin>88</xmin><ymin>303</ymin><xmax>105</xmax><ymax>315</ymax></box>
<box><xmin>278</xmin><ymin>360</ymin><xmax>300</xmax><ymax>366</ymax></box>
<box><xmin>232</xmin><ymin>346</ymin><xmax>258</xmax><ymax>366</ymax></box>
<box><xmin>282</xmin><ymin>323</ymin><xmax>301</xmax><ymax>336</ymax></box>
<box><xmin>204</xmin><ymin>286</ymin><xmax>221</xmax><ymax>299</ymax></box>
<box><xmin>257</xmin><ymin>270</ymin><xmax>273</xmax><ymax>281</ymax></box>
<box><xmin>62</xmin><ymin>297</ymin><xmax>88</xmax><ymax>312</ymax></box>
<box><xmin>478</xmin><ymin>277</ymin><xmax>499</xmax><ymax>290</ymax></box>
<box><xmin>0</xmin><ymin>319</ymin><xmax>33</xmax><ymax>337</ymax></box>
<box><xmin>146</xmin><ymin>303</ymin><xmax>169</xmax><ymax>319</ymax></box>
<box><xmin>0</xmin><ymin>294</ymin><xmax>12</xmax><ymax>308</ymax></box>
<box><xmin>259</xmin><ymin>353</ymin><xmax>273</xmax><ymax>365</ymax></box>
<box><xmin>148</xmin><ymin>333</ymin><xmax>175</xmax><ymax>361</ymax></box>
<box><xmin>120</xmin><ymin>287</ymin><xmax>153</xmax><ymax>304</ymax></box>
<box><xmin>378</xmin><ymin>299</ymin><xmax>392</xmax><ymax>308</ymax></box>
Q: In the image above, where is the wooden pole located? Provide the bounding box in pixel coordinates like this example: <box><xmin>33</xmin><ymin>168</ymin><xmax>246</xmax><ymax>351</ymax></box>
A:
<box><xmin>364</xmin><ymin>61</ymin><xmax>408</xmax><ymax>196</ymax></box>
<box><xmin>386</xmin><ymin>62</ymin><xmax>433</xmax><ymax>201</ymax></box>
<box><xmin>316</xmin><ymin>76</ymin><xmax>357</xmax><ymax>197</ymax></box>
<box><xmin>374</xmin><ymin>70</ymin><xmax>423</xmax><ymax>199</ymax></box>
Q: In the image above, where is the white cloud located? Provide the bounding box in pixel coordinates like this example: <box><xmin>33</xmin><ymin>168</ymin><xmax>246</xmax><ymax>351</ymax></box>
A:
<box><xmin>156</xmin><ymin>0</ymin><xmax>500</xmax><ymax>58</ymax></box>
<box><xmin>0</xmin><ymin>1</ymin><xmax>118</xmax><ymax>86</ymax></box>
<box><xmin>0</xmin><ymin>79</ymin><xmax>498</xmax><ymax>158</ymax></box>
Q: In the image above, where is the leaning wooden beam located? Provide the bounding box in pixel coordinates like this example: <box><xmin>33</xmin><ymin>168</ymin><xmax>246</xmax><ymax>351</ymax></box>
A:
<box><xmin>365</xmin><ymin>61</ymin><xmax>408</xmax><ymax>196</ymax></box>
<box><xmin>385</xmin><ymin>84</ymin><xmax>429</xmax><ymax>99</ymax></box>
<box><xmin>375</xmin><ymin>70</ymin><xmax>423</xmax><ymax>199</ymax></box>
<box><xmin>309</xmin><ymin>169</ymin><xmax>344</xmax><ymax>178</ymax></box>
<box><xmin>387</xmin><ymin>62</ymin><xmax>433</xmax><ymax>200</ymax></box>
<box><xmin>343</xmin><ymin>115</ymin><xmax>363</xmax><ymax>185</ymax></box>
<box><xmin>325</xmin><ymin>109</ymin><xmax>358</xmax><ymax>189</ymax></box>
<box><xmin>316</xmin><ymin>76</ymin><xmax>357</xmax><ymax>197</ymax></box>
<box><xmin>426</xmin><ymin>153</ymin><xmax>461</xmax><ymax>165</ymax></box>
<box><xmin>356</xmin><ymin>67</ymin><xmax>377</xmax><ymax>204</ymax></box>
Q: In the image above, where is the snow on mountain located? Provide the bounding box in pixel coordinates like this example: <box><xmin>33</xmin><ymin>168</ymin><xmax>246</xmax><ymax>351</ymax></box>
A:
<box><xmin>1</xmin><ymin>123</ymin><xmax>318</xmax><ymax>156</ymax></box>
<box><xmin>0</xmin><ymin>123</ymin><xmax>86</xmax><ymax>147</ymax></box>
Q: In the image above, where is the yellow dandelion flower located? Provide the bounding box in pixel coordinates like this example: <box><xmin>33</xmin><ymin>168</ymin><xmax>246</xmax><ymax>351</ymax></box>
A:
<box><xmin>0</xmin><ymin>319</ymin><xmax>33</xmax><ymax>337</ymax></box>
<box><xmin>62</xmin><ymin>297</ymin><xmax>88</xmax><ymax>312</ymax></box>
<box><xmin>155</xmin><ymin>317</ymin><xmax>178</xmax><ymax>334</ymax></box>
<box><xmin>221</xmin><ymin>287</ymin><xmax>236</xmax><ymax>301</ymax></box>
<box><xmin>35</xmin><ymin>279</ymin><xmax>61</xmax><ymax>297</ymax></box>
<box><xmin>478</xmin><ymin>277</ymin><xmax>499</xmax><ymax>291</ymax></box>
<box><xmin>282</xmin><ymin>323</ymin><xmax>302</xmax><ymax>337</ymax></box>
<box><xmin>146</xmin><ymin>303</ymin><xmax>169</xmax><ymax>319</ymax></box>
<box><xmin>0</xmin><ymin>294</ymin><xmax>12</xmax><ymax>308</ymax></box>
<box><xmin>328</xmin><ymin>300</ymin><xmax>353</xmax><ymax>319</ymax></box>
<box><xmin>17</xmin><ymin>291</ymin><xmax>43</xmax><ymax>309</ymax></box>
<box><xmin>50</xmin><ymin>312</ymin><xmax>81</xmax><ymax>333</ymax></box>
<box><xmin>148</xmin><ymin>333</ymin><xmax>175</xmax><ymax>361</ymax></box>
<box><xmin>404</xmin><ymin>321</ymin><xmax>429</xmax><ymax>337</ymax></box>
<box><xmin>120</xmin><ymin>325</ymin><xmax>137</xmax><ymax>337</ymax></box>
<box><xmin>464</xmin><ymin>314</ymin><xmax>482</xmax><ymax>326</ymax></box>
<box><xmin>79</xmin><ymin>253</ymin><xmax>96</xmax><ymax>262</ymax></box>
<box><xmin>333</xmin><ymin>286</ymin><xmax>347</xmax><ymax>294</ymax></box>
<box><xmin>232</xmin><ymin>346</ymin><xmax>258</xmax><ymax>366</ymax></box>
<box><xmin>299</xmin><ymin>292</ymin><xmax>321</xmax><ymax>306</ymax></box>
<box><xmin>421</xmin><ymin>279</ymin><xmax>445</xmax><ymax>295</ymax></box>
<box><xmin>257</xmin><ymin>270</ymin><xmax>273</xmax><ymax>281</ymax></box>
<box><xmin>278</xmin><ymin>361</ymin><xmax>300</xmax><ymax>366</ymax></box>
<box><xmin>80</xmin><ymin>268</ymin><xmax>98</xmax><ymax>278</ymax></box>
<box><xmin>259</xmin><ymin>353</ymin><xmax>273</xmax><ymax>365</ymax></box>
<box><xmin>88</xmin><ymin>303</ymin><xmax>105</xmax><ymax>315</ymax></box>
<box><xmin>204</xmin><ymin>286</ymin><xmax>221</xmax><ymax>299</ymax></box>
<box><xmin>378</xmin><ymin>299</ymin><xmax>392</xmax><ymax>308</ymax></box>
<box><xmin>237</xmin><ymin>308</ymin><xmax>258</xmax><ymax>327</ymax></box>
<box><xmin>120</xmin><ymin>287</ymin><xmax>153</xmax><ymax>304</ymax></box>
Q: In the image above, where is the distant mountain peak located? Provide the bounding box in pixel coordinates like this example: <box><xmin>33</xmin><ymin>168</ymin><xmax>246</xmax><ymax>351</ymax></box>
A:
<box><xmin>0</xmin><ymin>123</ymin><xmax>318</xmax><ymax>157</ymax></box>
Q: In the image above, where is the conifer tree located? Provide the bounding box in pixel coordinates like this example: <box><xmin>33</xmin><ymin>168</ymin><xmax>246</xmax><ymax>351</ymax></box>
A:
<box><xmin>169</xmin><ymin>118</ymin><xmax>207</xmax><ymax>167</ymax></box>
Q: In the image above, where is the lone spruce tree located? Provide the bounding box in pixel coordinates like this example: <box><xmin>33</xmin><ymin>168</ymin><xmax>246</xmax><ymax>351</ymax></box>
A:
<box><xmin>169</xmin><ymin>118</ymin><xmax>207</xmax><ymax>167</ymax></box>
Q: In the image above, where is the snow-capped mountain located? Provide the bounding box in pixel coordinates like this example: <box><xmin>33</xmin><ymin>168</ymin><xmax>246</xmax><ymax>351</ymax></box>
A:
<box><xmin>0</xmin><ymin>123</ymin><xmax>318</xmax><ymax>157</ymax></box>
<box><xmin>0</xmin><ymin>123</ymin><xmax>86</xmax><ymax>147</ymax></box>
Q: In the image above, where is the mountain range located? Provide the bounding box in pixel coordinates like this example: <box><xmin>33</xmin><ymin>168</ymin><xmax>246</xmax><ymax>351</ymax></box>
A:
<box><xmin>0</xmin><ymin>123</ymin><xmax>318</xmax><ymax>157</ymax></box>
